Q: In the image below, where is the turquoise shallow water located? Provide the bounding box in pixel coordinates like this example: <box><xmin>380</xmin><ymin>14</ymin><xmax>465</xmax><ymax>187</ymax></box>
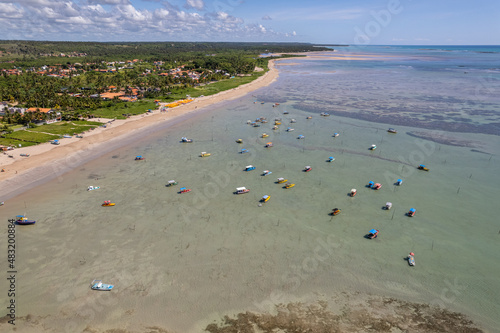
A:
<box><xmin>2</xmin><ymin>47</ymin><xmax>500</xmax><ymax>331</ymax></box>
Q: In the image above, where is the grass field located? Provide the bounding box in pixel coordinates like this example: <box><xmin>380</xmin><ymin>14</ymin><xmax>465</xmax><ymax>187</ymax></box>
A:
<box><xmin>89</xmin><ymin>100</ymin><xmax>158</xmax><ymax>119</ymax></box>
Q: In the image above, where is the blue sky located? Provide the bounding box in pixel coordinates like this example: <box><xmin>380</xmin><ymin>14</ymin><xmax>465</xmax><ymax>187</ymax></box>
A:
<box><xmin>0</xmin><ymin>0</ymin><xmax>498</xmax><ymax>44</ymax></box>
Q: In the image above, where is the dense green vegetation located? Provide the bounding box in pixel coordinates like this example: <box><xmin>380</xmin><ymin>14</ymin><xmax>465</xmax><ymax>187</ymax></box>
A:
<box><xmin>0</xmin><ymin>41</ymin><xmax>329</xmax><ymax>146</ymax></box>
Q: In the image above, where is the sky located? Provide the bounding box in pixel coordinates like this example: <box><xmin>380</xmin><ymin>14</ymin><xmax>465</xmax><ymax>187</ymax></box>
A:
<box><xmin>0</xmin><ymin>0</ymin><xmax>499</xmax><ymax>44</ymax></box>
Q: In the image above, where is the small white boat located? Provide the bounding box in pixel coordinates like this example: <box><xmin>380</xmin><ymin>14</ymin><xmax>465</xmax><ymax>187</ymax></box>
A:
<box><xmin>369</xmin><ymin>144</ymin><xmax>377</xmax><ymax>150</ymax></box>
<box><xmin>396</xmin><ymin>179</ymin><xmax>403</xmax><ymax>186</ymax></box>
<box><xmin>385</xmin><ymin>202</ymin><xmax>392</xmax><ymax>210</ymax></box>
<box><xmin>87</xmin><ymin>186</ymin><xmax>100</xmax><ymax>191</ymax></box>
<box><xmin>290</xmin><ymin>119</ymin><xmax>296</xmax><ymax>123</ymax></box>
<box><xmin>262</xmin><ymin>170</ymin><xmax>272</xmax><ymax>176</ymax></box>
<box><xmin>333</xmin><ymin>133</ymin><xmax>339</xmax><ymax>137</ymax></box>
<box><xmin>328</xmin><ymin>157</ymin><xmax>335</xmax><ymax>162</ymax></box>
<box><xmin>236</xmin><ymin>187</ymin><xmax>250</xmax><ymax>194</ymax></box>
<box><xmin>63</xmin><ymin>135</ymin><xmax>72</xmax><ymax>138</ymax></box>
<box><xmin>297</xmin><ymin>135</ymin><xmax>305</xmax><ymax>139</ymax></box>
<box><xmin>350</xmin><ymin>189</ymin><xmax>357</xmax><ymax>197</ymax></box>
<box><xmin>286</xmin><ymin>127</ymin><xmax>294</xmax><ymax>132</ymax></box>
<box><xmin>90</xmin><ymin>279</ymin><xmax>114</xmax><ymax>291</ymax></box>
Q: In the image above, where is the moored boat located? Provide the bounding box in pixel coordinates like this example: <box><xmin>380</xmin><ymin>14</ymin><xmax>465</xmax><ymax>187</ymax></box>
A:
<box><xmin>373</xmin><ymin>183</ymin><xmax>382</xmax><ymax>190</ymax></box>
<box><xmin>367</xmin><ymin>181</ymin><xmax>374</xmax><ymax>188</ymax></box>
<box><xmin>87</xmin><ymin>186</ymin><xmax>100</xmax><ymax>191</ymax></box>
<box><xmin>328</xmin><ymin>156</ymin><xmax>335</xmax><ymax>162</ymax></box>
<box><xmin>333</xmin><ymin>133</ymin><xmax>339</xmax><ymax>137</ymax></box>
<box><xmin>52</xmin><ymin>140</ymin><xmax>60</xmax><ymax>145</ymax></box>
<box><xmin>20</xmin><ymin>153</ymin><xmax>30</xmax><ymax>157</ymax></box>
<box><xmin>320</xmin><ymin>112</ymin><xmax>330</xmax><ymax>117</ymax></box>
<box><xmin>385</xmin><ymin>202</ymin><xmax>393</xmax><ymax>210</ymax></box>
<box><xmin>388</xmin><ymin>128</ymin><xmax>398</xmax><ymax>134</ymax></box>
<box><xmin>236</xmin><ymin>139</ymin><xmax>243</xmax><ymax>143</ymax></box>
<box><xmin>261</xmin><ymin>195</ymin><xmax>270</xmax><ymax>202</ymax></box>
<box><xmin>284</xmin><ymin>183</ymin><xmax>295</xmax><ymax>189</ymax></box>
<box><xmin>290</xmin><ymin>119</ymin><xmax>296</xmax><ymax>123</ymax></box>
<box><xmin>181</xmin><ymin>137</ymin><xmax>193</xmax><ymax>143</ymax></box>
<box><xmin>367</xmin><ymin>229</ymin><xmax>379</xmax><ymax>239</ymax></box>
<box><xmin>102</xmin><ymin>200</ymin><xmax>115</xmax><ymax>207</ymax></box>
<box><xmin>306</xmin><ymin>116</ymin><xmax>312</xmax><ymax>119</ymax></box>
<box><xmin>200</xmin><ymin>152</ymin><xmax>211</xmax><ymax>157</ymax></box>
<box><xmin>286</xmin><ymin>127</ymin><xmax>294</xmax><ymax>132</ymax></box>
<box><xmin>236</xmin><ymin>187</ymin><xmax>250</xmax><ymax>194</ymax></box>
<box><xmin>407</xmin><ymin>208</ymin><xmax>416</xmax><ymax>217</ymax></box>
<box><xmin>135</xmin><ymin>155</ymin><xmax>145</xmax><ymax>160</ymax></box>
<box><xmin>166</xmin><ymin>180</ymin><xmax>178</xmax><ymax>187</ymax></box>
<box><xmin>15</xmin><ymin>215</ymin><xmax>36</xmax><ymax>225</ymax></box>
<box><xmin>369</xmin><ymin>144</ymin><xmax>377</xmax><ymax>150</ymax></box>
<box><xmin>418</xmin><ymin>164</ymin><xmax>429</xmax><ymax>171</ymax></box>
<box><xmin>90</xmin><ymin>279</ymin><xmax>114</xmax><ymax>291</ymax></box>
<box><xmin>262</xmin><ymin>133</ymin><xmax>269</xmax><ymax>138</ymax></box>
<box><xmin>297</xmin><ymin>135</ymin><xmax>305</xmax><ymax>139</ymax></box>
<box><xmin>274</xmin><ymin>121</ymin><xmax>281</xmax><ymax>125</ymax></box>
<box><xmin>262</xmin><ymin>170</ymin><xmax>272</xmax><ymax>176</ymax></box>
<box><xmin>304</xmin><ymin>166</ymin><xmax>312</xmax><ymax>172</ymax></box>
<box><xmin>265</xmin><ymin>142</ymin><xmax>273</xmax><ymax>148</ymax></box>
<box><xmin>240</xmin><ymin>148</ymin><xmax>249</xmax><ymax>154</ymax></box>
<box><xmin>330</xmin><ymin>208</ymin><xmax>341</xmax><ymax>216</ymax></box>
<box><xmin>244</xmin><ymin>165</ymin><xmax>256</xmax><ymax>171</ymax></box>
<box><xmin>350</xmin><ymin>189</ymin><xmax>357</xmax><ymax>197</ymax></box>
<box><xmin>277</xmin><ymin>177</ymin><xmax>287</xmax><ymax>184</ymax></box>
<box><xmin>179</xmin><ymin>187</ymin><xmax>192</xmax><ymax>193</ymax></box>
<box><xmin>272</xmin><ymin>126</ymin><xmax>278</xmax><ymax>130</ymax></box>
<box><xmin>396</xmin><ymin>179</ymin><xmax>403</xmax><ymax>186</ymax></box>
<box><xmin>407</xmin><ymin>252</ymin><xmax>415</xmax><ymax>266</ymax></box>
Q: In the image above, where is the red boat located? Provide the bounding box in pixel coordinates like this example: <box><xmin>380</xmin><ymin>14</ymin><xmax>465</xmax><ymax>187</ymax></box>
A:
<box><xmin>179</xmin><ymin>187</ymin><xmax>191</xmax><ymax>193</ymax></box>
<box><xmin>373</xmin><ymin>183</ymin><xmax>382</xmax><ymax>190</ymax></box>
<box><xmin>407</xmin><ymin>208</ymin><xmax>416</xmax><ymax>217</ymax></box>
<box><xmin>304</xmin><ymin>166</ymin><xmax>312</xmax><ymax>172</ymax></box>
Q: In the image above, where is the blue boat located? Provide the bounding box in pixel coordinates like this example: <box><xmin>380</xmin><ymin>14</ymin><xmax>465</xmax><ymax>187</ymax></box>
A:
<box><xmin>367</xmin><ymin>181</ymin><xmax>374</xmax><ymax>188</ymax></box>
<box><xmin>135</xmin><ymin>155</ymin><xmax>145</xmax><ymax>160</ymax></box>
<box><xmin>368</xmin><ymin>229</ymin><xmax>379</xmax><ymax>239</ymax></box>
<box><xmin>333</xmin><ymin>133</ymin><xmax>339</xmax><ymax>137</ymax></box>
<box><xmin>91</xmin><ymin>279</ymin><xmax>114</xmax><ymax>291</ymax></box>
<box><xmin>297</xmin><ymin>135</ymin><xmax>305</xmax><ymax>139</ymax></box>
<box><xmin>418</xmin><ymin>164</ymin><xmax>429</xmax><ymax>171</ymax></box>
<box><xmin>240</xmin><ymin>148</ymin><xmax>249</xmax><ymax>154</ymax></box>
<box><xmin>244</xmin><ymin>165</ymin><xmax>256</xmax><ymax>171</ymax></box>
<box><xmin>328</xmin><ymin>157</ymin><xmax>335</xmax><ymax>162</ymax></box>
<box><xmin>396</xmin><ymin>179</ymin><xmax>403</xmax><ymax>186</ymax></box>
<box><xmin>16</xmin><ymin>215</ymin><xmax>36</xmax><ymax>225</ymax></box>
<box><xmin>262</xmin><ymin>170</ymin><xmax>272</xmax><ymax>176</ymax></box>
<box><xmin>407</xmin><ymin>208</ymin><xmax>416</xmax><ymax>217</ymax></box>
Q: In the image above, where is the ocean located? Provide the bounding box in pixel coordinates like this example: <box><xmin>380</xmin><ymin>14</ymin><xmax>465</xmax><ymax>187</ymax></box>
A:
<box><xmin>2</xmin><ymin>45</ymin><xmax>499</xmax><ymax>332</ymax></box>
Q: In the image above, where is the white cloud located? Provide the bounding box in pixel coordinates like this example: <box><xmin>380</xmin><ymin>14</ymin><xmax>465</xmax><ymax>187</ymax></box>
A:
<box><xmin>262</xmin><ymin>15</ymin><xmax>271</xmax><ymax>20</ymax></box>
<box><xmin>186</xmin><ymin>0</ymin><xmax>203</xmax><ymax>11</ymax></box>
<box><xmin>0</xmin><ymin>0</ymin><xmax>290</xmax><ymax>41</ymax></box>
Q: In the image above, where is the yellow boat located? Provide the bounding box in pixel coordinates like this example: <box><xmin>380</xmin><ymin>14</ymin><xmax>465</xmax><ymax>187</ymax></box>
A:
<box><xmin>200</xmin><ymin>152</ymin><xmax>211</xmax><ymax>157</ymax></box>
<box><xmin>272</xmin><ymin>126</ymin><xmax>278</xmax><ymax>130</ymax></box>
<box><xmin>102</xmin><ymin>201</ymin><xmax>115</xmax><ymax>207</ymax></box>
<box><xmin>262</xmin><ymin>133</ymin><xmax>269</xmax><ymax>138</ymax></box>
<box><xmin>261</xmin><ymin>195</ymin><xmax>270</xmax><ymax>202</ymax></box>
<box><xmin>277</xmin><ymin>178</ymin><xmax>287</xmax><ymax>184</ymax></box>
<box><xmin>274</xmin><ymin>121</ymin><xmax>281</xmax><ymax>125</ymax></box>
<box><xmin>236</xmin><ymin>139</ymin><xmax>243</xmax><ymax>143</ymax></box>
<box><xmin>284</xmin><ymin>183</ymin><xmax>295</xmax><ymax>189</ymax></box>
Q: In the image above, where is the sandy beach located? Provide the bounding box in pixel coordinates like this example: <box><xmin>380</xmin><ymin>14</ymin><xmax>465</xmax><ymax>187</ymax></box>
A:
<box><xmin>0</xmin><ymin>60</ymin><xmax>279</xmax><ymax>200</ymax></box>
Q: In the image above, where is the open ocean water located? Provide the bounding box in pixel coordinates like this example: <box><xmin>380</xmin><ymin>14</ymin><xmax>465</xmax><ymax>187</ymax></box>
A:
<box><xmin>3</xmin><ymin>45</ymin><xmax>500</xmax><ymax>331</ymax></box>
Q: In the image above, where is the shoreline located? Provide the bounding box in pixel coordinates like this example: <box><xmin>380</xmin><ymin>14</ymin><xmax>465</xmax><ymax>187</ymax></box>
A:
<box><xmin>0</xmin><ymin>59</ymin><xmax>280</xmax><ymax>200</ymax></box>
